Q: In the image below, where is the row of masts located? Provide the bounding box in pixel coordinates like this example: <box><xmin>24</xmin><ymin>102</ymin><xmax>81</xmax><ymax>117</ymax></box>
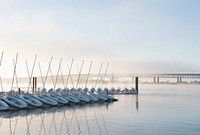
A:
<box><xmin>0</xmin><ymin>52</ymin><xmax>118</xmax><ymax>111</ymax></box>
<box><xmin>0</xmin><ymin>52</ymin><xmax>110</xmax><ymax>93</ymax></box>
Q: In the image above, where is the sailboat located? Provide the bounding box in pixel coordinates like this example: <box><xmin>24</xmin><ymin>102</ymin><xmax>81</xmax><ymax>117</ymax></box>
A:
<box><xmin>34</xmin><ymin>58</ymin><xmax>58</xmax><ymax>106</ymax></box>
<box><xmin>0</xmin><ymin>99</ymin><xmax>9</xmax><ymax>110</ymax></box>
<box><xmin>70</xmin><ymin>88</ymin><xmax>90</xmax><ymax>102</ymax></box>
<box><xmin>46</xmin><ymin>88</ymin><xmax>69</xmax><ymax>104</ymax></box>
<box><xmin>55</xmin><ymin>88</ymin><xmax>80</xmax><ymax>103</ymax></box>
<box><xmin>18</xmin><ymin>55</ymin><xmax>43</xmax><ymax>107</ymax></box>
<box><xmin>100</xmin><ymin>88</ymin><xmax>117</xmax><ymax>101</ymax></box>
<box><xmin>19</xmin><ymin>94</ymin><xmax>43</xmax><ymax>107</ymax></box>
<box><xmin>0</xmin><ymin>51</ymin><xmax>9</xmax><ymax>110</ymax></box>
<box><xmin>2</xmin><ymin>53</ymin><xmax>28</xmax><ymax>109</ymax></box>
<box><xmin>33</xmin><ymin>88</ymin><xmax>58</xmax><ymax>106</ymax></box>
<box><xmin>3</xmin><ymin>94</ymin><xmax>28</xmax><ymax>109</ymax></box>
<box><xmin>82</xmin><ymin>88</ymin><xmax>98</xmax><ymax>102</ymax></box>
<box><xmin>89</xmin><ymin>88</ymin><xmax>107</xmax><ymax>101</ymax></box>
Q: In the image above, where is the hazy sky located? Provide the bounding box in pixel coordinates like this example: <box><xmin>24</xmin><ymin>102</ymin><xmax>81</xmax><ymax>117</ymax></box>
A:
<box><xmin>0</xmin><ymin>0</ymin><xmax>200</xmax><ymax>77</ymax></box>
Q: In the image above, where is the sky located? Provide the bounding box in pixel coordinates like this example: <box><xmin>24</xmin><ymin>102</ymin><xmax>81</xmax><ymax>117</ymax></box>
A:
<box><xmin>0</xmin><ymin>0</ymin><xmax>200</xmax><ymax>77</ymax></box>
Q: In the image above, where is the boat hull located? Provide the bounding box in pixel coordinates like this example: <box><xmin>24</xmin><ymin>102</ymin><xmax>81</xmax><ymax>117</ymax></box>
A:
<box><xmin>0</xmin><ymin>100</ymin><xmax>9</xmax><ymax>110</ymax></box>
<box><xmin>19</xmin><ymin>94</ymin><xmax>43</xmax><ymax>107</ymax></box>
<box><xmin>2</xmin><ymin>95</ymin><xmax>28</xmax><ymax>109</ymax></box>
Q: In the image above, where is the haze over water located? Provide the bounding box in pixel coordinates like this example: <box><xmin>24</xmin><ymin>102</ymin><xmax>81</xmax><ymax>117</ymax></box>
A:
<box><xmin>1</xmin><ymin>84</ymin><xmax>200</xmax><ymax>135</ymax></box>
<box><xmin>1</xmin><ymin>0</ymin><xmax>200</xmax><ymax>135</ymax></box>
<box><xmin>1</xmin><ymin>0</ymin><xmax>200</xmax><ymax>76</ymax></box>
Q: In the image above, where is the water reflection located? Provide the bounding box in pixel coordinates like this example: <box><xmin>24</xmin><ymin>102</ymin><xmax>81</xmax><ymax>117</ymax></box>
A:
<box><xmin>99</xmin><ymin>107</ymin><xmax>109</xmax><ymax>135</ymax></box>
<box><xmin>0</xmin><ymin>117</ymin><xmax>2</xmax><ymax>128</ymax></box>
<box><xmin>25</xmin><ymin>115</ymin><xmax>32</xmax><ymax>135</ymax></box>
<box><xmin>83</xmin><ymin>109</ymin><xmax>90</xmax><ymax>135</ymax></box>
<box><xmin>136</xmin><ymin>94</ymin><xmax>139</xmax><ymax>110</ymax></box>
<box><xmin>75</xmin><ymin>109</ymin><xmax>81</xmax><ymax>135</ymax></box>
<box><xmin>39</xmin><ymin>113</ymin><xmax>47</xmax><ymax>135</ymax></box>
<box><xmin>9</xmin><ymin>117</ymin><xmax>18</xmax><ymax>135</ymax></box>
<box><xmin>1</xmin><ymin>85</ymin><xmax>200</xmax><ymax>135</ymax></box>
<box><xmin>93</xmin><ymin>109</ymin><xmax>102</xmax><ymax>135</ymax></box>
<box><xmin>48</xmin><ymin>112</ymin><xmax>57</xmax><ymax>135</ymax></box>
<box><xmin>0</xmin><ymin>101</ymin><xmax>117</xmax><ymax>135</ymax></box>
<box><xmin>58</xmin><ymin>111</ymin><xmax>68</xmax><ymax>135</ymax></box>
<box><xmin>0</xmin><ymin>95</ymin><xmax>140</xmax><ymax>135</ymax></box>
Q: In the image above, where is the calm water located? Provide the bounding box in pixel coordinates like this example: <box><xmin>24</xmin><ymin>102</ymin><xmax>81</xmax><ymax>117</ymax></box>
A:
<box><xmin>0</xmin><ymin>84</ymin><xmax>200</xmax><ymax>135</ymax></box>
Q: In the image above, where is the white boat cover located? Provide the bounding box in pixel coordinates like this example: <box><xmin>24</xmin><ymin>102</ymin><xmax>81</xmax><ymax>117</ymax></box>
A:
<box><xmin>33</xmin><ymin>94</ymin><xmax>58</xmax><ymax>106</ymax></box>
<box><xmin>57</xmin><ymin>92</ymin><xmax>80</xmax><ymax>103</ymax></box>
<box><xmin>83</xmin><ymin>88</ymin><xmax>98</xmax><ymax>101</ymax></box>
<box><xmin>0</xmin><ymin>100</ymin><xmax>9</xmax><ymax>110</ymax></box>
<box><xmin>46</xmin><ymin>93</ymin><xmax>69</xmax><ymax>104</ymax></box>
<box><xmin>88</xmin><ymin>89</ymin><xmax>107</xmax><ymax>101</ymax></box>
<box><xmin>2</xmin><ymin>95</ymin><xmax>28</xmax><ymax>108</ymax></box>
<box><xmin>72</xmin><ymin>93</ymin><xmax>90</xmax><ymax>102</ymax></box>
<box><xmin>98</xmin><ymin>88</ymin><xmax>115</xmax><ymax>100</ymax></box>
<box><xmin>19</xmin><ymin>94</ymin><xmax>43</xmax><ymax>107</ymax></box>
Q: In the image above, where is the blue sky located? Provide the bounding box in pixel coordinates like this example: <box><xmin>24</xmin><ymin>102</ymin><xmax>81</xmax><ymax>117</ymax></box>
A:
<box><xmin>0</xmin><ymin>0</ymin><xmax>200</xmax><ymax>77</ymax></box>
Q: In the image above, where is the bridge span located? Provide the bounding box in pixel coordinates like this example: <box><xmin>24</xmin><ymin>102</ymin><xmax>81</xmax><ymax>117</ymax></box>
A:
<box><xmin>116</xmin><ymin>73</ymin><xmax>200</xmax><ymax>83</ymax></box>
<box><xmin>61</xmin><ymin>73</ymin><xmax>200</xmax><ymax>83</ymax></box>
<box><xmin>93</xmin><ymin>73</ymin><xmax>200</xmax><ymax>83</ymax></box>
<box><xmin>13</xmin><ymin>73</ymin><xmax>200</xmax><ymax>84</ymax></box>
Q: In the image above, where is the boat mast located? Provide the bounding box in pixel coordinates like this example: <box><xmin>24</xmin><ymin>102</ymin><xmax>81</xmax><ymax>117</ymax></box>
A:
<box><xmin>100</xmin><ymin>62</ymin><xmax>109</xmax><ymax>88</ymax></box>
<box><xmin>25</xmin><ymin>55</ymin><xmax>37</xmax><ymax>92</ymax></box>
<box><xmin>49</xmin><ymin>67</ymin><xmax>55</xmax><ymax>89</ymax></box>
<box><xmin>43</xmin><ymin>57</ymin><xmax>53</xmax><ymax>89</ymax></box>
<box><xmin>49</xmin><ymin>57</ymin><xmax>62</xmax><ymax>90</ymax></box>
<box><xmin>76</xmin><ymin>60</ymin><xmax>84</xmax><ymax>89</ymax></box>
<box><xmin>12</xmin><ymin>59</ymin><xmax>19</xmax><ymax>91</ymax></box>
<box><xmin>67</xmin><ymin>64</ymin><xmax>74</xmax><ymax>88</ymax></box>
<box><xmin>25</xmin><ymin>60</ymin><xmax>30</xmax><ymax>80</ymax></box>
<box><xmin>59</xmin><ymin>64</ymin><xmax>66</xmax><ymax>88</ymax></box>
<box><xmin>94</xmin><ymin>62</ymin><xmax>103</xmax><ymax>88</ymax></box>
<box><xmin>77</xmin><ymin>65</ymin><xmax>83</xmax><ymax>88</ymax></box>
<box><xmin>85</xmin><ymin>61</ymin><xmax>93</xmax><ymax>88</ymax></box>
<box><xmin>65</xmin><ymin>58</ymin><xmax>74</xmax><ymax>87</ymax></box>
<box><xmin>0</xmin><ymin>51</ymin><xmax>4</xmax><ymax>92</ymax></box>
<box><xmin>54</xmin><ymin>57</ymin><xmax>62</xmax><ymax>90</ymax></box>
<box><xmin>0</xmin><ymin>51</ymin><xmax>3</xmax><ymax>67</ymax></box>
<box><xmin>11</xmin><ymin>53</ymin><xmax>18</xmax><ymax>92</ymax></box>
<box><xmin>38</xmin><ymin>62</ymin><xmax>44</xmax><ymax>87</ymax></box>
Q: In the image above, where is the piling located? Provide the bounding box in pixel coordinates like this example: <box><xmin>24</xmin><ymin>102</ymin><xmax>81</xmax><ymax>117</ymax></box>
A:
<box><xmin>177</xmin><ymin>77</ymin><xmax>182</xmax><ymax>83</ymax></box>
<box><xmin>136</xmin><ymin>94</ymin><xmax>139</xmax><ymax>109</ymax></box>
<box><xmin>135</xmin><ymin>77</ymin><xmax>139</xmax><ymax>93</ymax></box>
<box><xmin>153</xmin><ymin>77</ymin><xmax>156</xmax><ymax>83</ymax></box>
<box><xmin>35</xmin><ymin>77</ymin><xmax>37</xmax><ymax>92</ymax></box>
<box><xmin>32</xmin><ymin>77</ymin><xmax>37</xmax><ymax>92</ymax></box>
<box><xmin>157</xmin><ymin>77</ymin><xmax>159</xmax><ymax>83</ymax></box>
<box><xmin>18</xmin><ymin>88</ymin><xmax>21</xmax><ymax>94</ymax></box>
<box><xmin>32</xmin><ymin>77</ymin><xmax>35</xmax><ymax>93</ymax></box>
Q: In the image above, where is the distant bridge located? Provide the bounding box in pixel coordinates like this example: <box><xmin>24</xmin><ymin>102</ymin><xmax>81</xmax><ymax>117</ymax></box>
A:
<box><xmin>56</xmin><ymin>73</ymin><xmax>200</xmax><ymax>83</ymax></box>
<box><xmin>87</xmin><ymin>73</ymin><xmax>200</xmax><ymax>83</ymax></box>
<box><xmin>118</xmin><ymin>73</ymin><xmax>200</xmax><ymax>83</ymax></box>
<box><xmin>10</xmin><ymin>73</ymin><xmax>200</xmax><ymax>84</ymax></box>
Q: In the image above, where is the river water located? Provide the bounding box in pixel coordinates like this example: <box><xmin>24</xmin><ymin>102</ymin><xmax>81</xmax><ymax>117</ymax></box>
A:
<box><xmin>0</xmin><ymin>84</ymin><xmax>200</xmax><ymax>135</ymax></box>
